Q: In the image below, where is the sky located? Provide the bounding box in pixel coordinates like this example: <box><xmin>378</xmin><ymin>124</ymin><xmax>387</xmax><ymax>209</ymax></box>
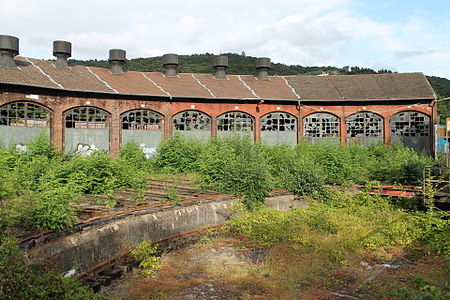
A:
<box><xmin>1</xmin><ymin>0</ymin><xmax>449</xmax><ymax>79</ymax></box>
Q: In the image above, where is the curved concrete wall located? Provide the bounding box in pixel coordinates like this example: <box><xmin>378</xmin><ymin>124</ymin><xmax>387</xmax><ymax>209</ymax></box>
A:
<box><xmin>23</xmin><ymin>194</ymin><xmax>302</xmax><ymax>275</ymax></box>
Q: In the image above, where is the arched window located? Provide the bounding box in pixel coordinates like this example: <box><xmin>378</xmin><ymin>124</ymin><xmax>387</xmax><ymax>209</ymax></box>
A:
<box><xmin>390</xmin><ymin>111</ymin><xmax>430</xmax><ymax>154</ymax></box>
<box><xmin>0</xmin><ymin>102</ymin><xmax>50</xmax><ymax>145</ymax></box>
<box><xmin>346</xmin><ymin>112</ymin><xmax>383</xmax><ymax>146</ymax></box>
<box><xmin>261</xmin><ymin>112</ymin><xmax>297</xmax><ymax>146</ymax></box>
<box><xmin>261</xmin><ymin>112</ymin><xmax>296</xmax><ymax>132</ymax></box>
<box><xmin>64</xmin><ymin>107</ymin><xmax>110</xmax><ymax>153</ymax></box>
<box><xmin>0</xmin><ymin>102</ymin><xmax>50</xmax><ymax>127</ymax></box>
<box><xmin>65</xmin><ymin>107</ymin><xmax>109</xmax><ymax>129</ymax></box>
<box><xmin>122</xmin><ymin>110</ymin><xmax>162</xmax><ymax>130</ymax></box>
<box><xmin>303</xmin><ymin>112</ymin><xmax>340</xmax><ymax>145</ymax></box>
<box><xmin>122</xmin><ymin>110</ymin><xmax>163</xmax><ymax>157</ymax></box>
<box><xmin>218</xmin><ymin>111</ymin><xmax>253</xmax><ymax>132</ymax></box>
<box><xmin>217</xmin><ymin>111</ymin><xmax>254</xmax><ymax>139</ymax></box>
<box><xmin>303</xmin><ymin>113</ymin><xmax>339</xmax><ymax>138</ymax></box>
<box><xmin>172</xmin><ymin>110</ymin><xmax>211</xmax><ymax>140</ymax></box>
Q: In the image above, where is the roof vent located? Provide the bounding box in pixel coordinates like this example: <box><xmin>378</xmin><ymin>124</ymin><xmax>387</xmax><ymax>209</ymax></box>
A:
<box><xmin>162</xmin><ymin>54</ymin><xmax>178</xmax><ymax>77</ymax></box>
<box><xmin>213</xmin><ymin>55</ymin><xmax>228</xmax><ymax>79</ymax></box>
<box><xmin>0</xmin><ymin>35</ymin><xmax>19</xmax><ymax>67</ymax></box>
<box><xmin>256</xmin><ymin>57</ymin><xmax>271</xmax><ymax>80</ymax></box>
<box><xmin>53</xmin><ymin>40</ymin><xmax>71</xmax><ymax>67</ymax></box>
<box><xmin>108</xmin><ymin>49</ymin><xmax>126</xmax><ymax>75</ymax></box>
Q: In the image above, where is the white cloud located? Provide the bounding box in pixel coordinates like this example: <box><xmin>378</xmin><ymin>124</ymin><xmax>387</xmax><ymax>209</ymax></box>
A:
<box><xmin>0</xmin><ymin>0</ymin><xmax>449</xmax><ymax>78</ymax></box>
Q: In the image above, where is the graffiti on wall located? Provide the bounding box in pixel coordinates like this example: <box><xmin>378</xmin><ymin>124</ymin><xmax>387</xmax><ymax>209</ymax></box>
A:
<box><xmin>140</xmin><ymin>143</ymin><xmax>156</xmax><ymax>159</ymax></box>
<box><xmin>75</xmin><ymin>143</ymin><xmax>99</xmax><ymax>156</ymax></box>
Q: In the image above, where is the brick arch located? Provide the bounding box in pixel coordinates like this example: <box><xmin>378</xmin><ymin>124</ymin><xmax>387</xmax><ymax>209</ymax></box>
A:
<box><xmin>302</xmin><ymin>111</ymin><xmax>340</xmax><ymax>120</ymax></box>
<box><xmin>121</xmin><ymin>109</ymin><xmax>164</xmax><ymax>130</ymax></box>
<box><xmin>172</xmin><ymin>109</ymin><xmax>212</xmax><ymax>119</ymax></box>
<box><xmin>0</xmin><ymin>100</ymin><xmax>53</xmax><ymax>113</ymax></box>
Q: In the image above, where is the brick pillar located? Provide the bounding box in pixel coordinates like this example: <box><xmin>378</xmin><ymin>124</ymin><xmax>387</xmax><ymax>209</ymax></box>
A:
<box><xmin>163</xmin><ymin>102</ymin><xmax>172</xmax><ymax>140</ymax></box>
<box><xmin>297</xmin><ymin>105</ymin><xmax>303</xmax><ymax>144</ymax></box>
<box><xmin>110</xmin><ymin>109</ymin><xmax>120</xmax><ymax>157</ymax></box>
<box><xmin>384</xmin><ymin>115</ymin><xmax>390</xmax><ymax>146</ymax></box>
<box><xmin>52</xmin><ymin>106</ymin><xmax>64</xmax><ymax>152</ymax></box>
<box><xmin>340</xmin><ymin>114</ymin><xmax>346</xmax><ymax>146</ymax></box>
<box><xmin>254</xmin><ymin>115</ymin><xmax>260</xmax><ymax>142</ymax></box>
<box><xmin>211</xmin><ymin>115</ymin><xmax>217</xmax><ymax>138</ymax></box>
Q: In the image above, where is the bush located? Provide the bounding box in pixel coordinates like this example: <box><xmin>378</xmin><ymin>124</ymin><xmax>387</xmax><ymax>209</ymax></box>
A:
<box><xmin>24</xmin><ymin>132</ymin><xmax>56</xmax><ymax>159</ymax></box>
<box><xmin>307</xmin><ymin>143</ymin><xmax>355</xmax><ymax>184</ymax></box>
<box><xmin>226</xmin><ymin>191</ymin><xmax>448</xmax><ymax>254</ymax></box>
<box><xmin>152</xmin><ymin>134</ymin><xmax>203</xmax><ymax>173</ymax></box>
<box><xmin>198</xmin><ymin>137</ymin><xmax>271</xmax><ymax>209</ymax></box>
<box><xmin>367</xmin><ymin>143</ymin><xmax>434</xmax><ymax>185</ymax></box>
<box><xmin>0</xmin><ymin>135</ymin><xmax>150</xmax><ymax>232</ymax></box>
<box><xmin>261</xmin><ymin>144</ymin><xmax>327</xmax><ymax>198</ymax></box>
<box><xmin>0</xmin><ymin>236</ymin><xmax>98</xmax><ymax>299</ymax></box>
<box><xmin>129</xmin><ymin>240</ymin><xmax>162</xmax><ymax>277</ymax></box>
<box><xmin>119</xmin><ymin>143</ymin><xmax>149</xmax><ymax>169</ymax></box>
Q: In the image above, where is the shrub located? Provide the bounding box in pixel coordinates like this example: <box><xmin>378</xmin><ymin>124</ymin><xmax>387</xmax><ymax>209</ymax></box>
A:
<box><xmin>129</xmin><ymin>240</ymin><xmax>162</xmax><ymax>277</ymax></box>
<box><xmin>307</xmin><ymin>144</ymin><xmax>354</xmax><ymax>184</ymax></box>
<box><xmin>261</xmin><ymin>144</ymin><xmax>327</xmax><ymax>198</ymax></box>
<box><xmin>281</xmin><ymin>157</ymin><xmax>327</xmax><ymax>199</ymax></box>
<box><xmin>119</xmin><ymin>143</ymin><xmax>148</xmax><ymax>169</ymax></box>
<box><xmin>24</xmin><ymin>132</ymin><xmax>56</xmax><ymax>159</ymax></box>
<box><xmin>28</xmin><ymin>184</ymin><xmax>80</xmax><ymax>231</ymax></box>
<box><xmin>152</xmin><ymin>134</ymin><xmax>203</xmax><ymax>173</ymax></box>
<box><xmin>198</xmin><ymin>137</ymin><xmax>271</xmax><ymax>210</ymax></box>
<box><xmin>0</xmin><ymin>135</ymin><xmax>150</xmax><ymax>232</ymax></box>
<box><xmin>367</xmin><ymin>143</ymin><xmax>434</xmax><ymax>185</ymax></box>
<box><xmin>226</xmin><ymin>191</ymin><xmax>447</xmax><ymax>254</ymax></box>
<box><xmin>0</xmin><ymin>236</ymin><xmax>98</xmax><ymax>299</ymax></box>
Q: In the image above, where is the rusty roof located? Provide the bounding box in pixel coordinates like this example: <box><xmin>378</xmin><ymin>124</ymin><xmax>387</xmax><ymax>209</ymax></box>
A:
<box><xmin>0</xmin><ymin>56</ymin><xmax>436</xmax><ymax>101</ymax></box>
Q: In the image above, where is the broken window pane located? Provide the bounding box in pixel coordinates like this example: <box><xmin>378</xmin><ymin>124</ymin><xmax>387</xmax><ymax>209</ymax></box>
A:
<box><xmin>173</xmin><ymin>110</ymin><xmax>211</xmax><ymax>131</ymax></box>
<box><xmin>390</xmin><ymin>111</ymin><xmax>429</xmax><ymax>137</ymax></box>
<box><xmin>346</xmin><ymin>112</ymin><xmax>383</xmax><ymax>137</ymax></box>
<box><xmin>303</xmin><ymin>113</ymin><xmax>339</xmax><ymax>137</ymax></box>
<box><xmin>65</xmin><ymin>107</ymin><xmax>109</xmax><ymax>129</ymax></box>
<box><xmin>261</xmin><ymin>112</ymin><xmax>297</xmax><ymax>132</ymax></box>
<box><xmin>218</xmin><ymin>111</ymin><xmax>253</xmax><ymax>132</ymax></box>
<box><xmin>0</xmin><ymin>102</ymin><xmax>50</xmax><ymax>127</ymax></box>
<box><xmin>122</xmin><ymin>110</ymin><xmax>162</xmax><ymax>130</ymax></box>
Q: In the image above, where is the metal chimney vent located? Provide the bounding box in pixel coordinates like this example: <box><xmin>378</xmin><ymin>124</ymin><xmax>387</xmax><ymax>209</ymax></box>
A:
<box><xmin>0</xmin><ymin>35</ymin><xmax>19</xmax><ymax>67</ymax></box>
<box><xmin>256</xmin><ymin>57</ymin><xmax>271</xmax><ymax>80</ymax></box>
<box><xmin>213</xmin><ymin>55</ymin><xmax>228</xmax><ymax>79</ymax></box>
<box><xmin>53</xmin><ymin>40</ymin><xmax>71</xmax><ymax>67</ymax></box>
<box><xmin>109</xmin><ymin>49</ymin><xmax>126</xmax><ymax>74</ymax></box>
<box><xmin>162</xmin><ymin>54</ymin><xmax>178</xmax><ymax>77</ymax></box>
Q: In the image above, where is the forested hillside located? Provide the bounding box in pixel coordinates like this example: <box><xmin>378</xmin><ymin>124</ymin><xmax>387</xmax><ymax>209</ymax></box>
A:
<box><xmin>69</xmin><ymin>53</ymin><xmax>392</xmax><ymax>76</ymax></box>
<box><xmin>69</xmin><ymin>53</ymin><xmax>450</xmax><ymax>122</ymax></box>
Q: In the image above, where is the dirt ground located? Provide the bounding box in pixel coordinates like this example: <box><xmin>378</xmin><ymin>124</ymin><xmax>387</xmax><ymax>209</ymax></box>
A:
<box><xmin>103</xmin><ymin>237</ymin><xmax>449</xmax><ymax>300</ymax></box>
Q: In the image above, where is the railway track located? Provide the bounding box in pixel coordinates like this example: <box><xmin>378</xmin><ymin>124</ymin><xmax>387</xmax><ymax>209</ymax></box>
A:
<box><xmin>16</xmin><ymin>180</ymin><xmax>448</xmax><ymax>293</ymax></box>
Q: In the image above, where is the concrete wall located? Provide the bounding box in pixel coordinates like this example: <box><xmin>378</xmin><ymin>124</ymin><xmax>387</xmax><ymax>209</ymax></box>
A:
<box><xmin>0</xmin><ymin>126</ymin><xmax>49</xmax><ymax>145</ymax></box>
<box><xmin>23</xmin><ymin>194</ymin><xmax>303</xmax><ymax>274</ymax></box>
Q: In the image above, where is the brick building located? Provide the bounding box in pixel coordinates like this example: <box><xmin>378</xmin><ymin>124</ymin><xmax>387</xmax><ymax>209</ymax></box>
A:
<box><xmin>0</xmin><ymin>36</ymin><xmax>437</xmax><ymax>156</ymax></box>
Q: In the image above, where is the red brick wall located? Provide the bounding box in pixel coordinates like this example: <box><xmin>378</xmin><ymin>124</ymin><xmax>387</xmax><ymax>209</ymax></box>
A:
<box><xmin>0</xmin><ymin>91</ymin><xmax>434</xmax><ymax>156</ymax></box>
